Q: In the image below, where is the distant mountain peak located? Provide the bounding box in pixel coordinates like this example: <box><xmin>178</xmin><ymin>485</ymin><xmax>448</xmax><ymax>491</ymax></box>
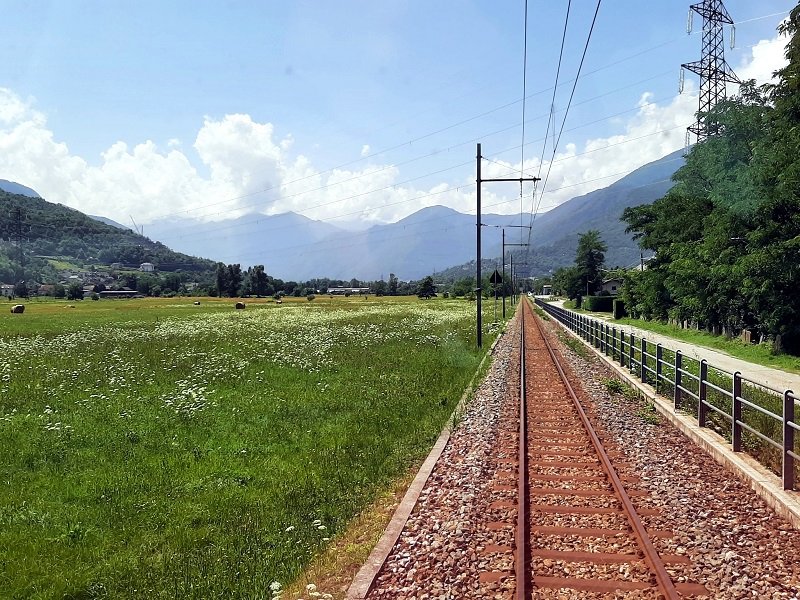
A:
<box><xmin>0</xmin><ymin>179</ymin><xmax>41</xmax><ymax>198</ymax></box>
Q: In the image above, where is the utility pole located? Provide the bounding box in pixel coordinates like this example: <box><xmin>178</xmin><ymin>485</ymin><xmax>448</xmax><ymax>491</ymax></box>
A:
<box><xmin>476</xmin><ymin>143</ymin><xmax>539</xmax><ymax>347</ymax></box>
<box><xmin>510</xmin><ymin>253</ymin><xmax>514</xmax><ymax>307</ymax></box>
<box><xmin>501</xmin><ymin>227</ymin><xmax>529</xmax><ymax>319</ymax></box>
<box><xmin>476</xmin><ymin>144</ymin><xmax>482</xmax><ymax>347</ymax></box>
<box><xmin>680</xmin><ymin>0</ymin><xmax>740</xmax><ymax>144</ymax></box>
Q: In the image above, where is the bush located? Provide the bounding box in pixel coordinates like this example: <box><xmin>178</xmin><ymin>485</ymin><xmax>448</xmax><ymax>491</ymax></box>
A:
<box><xmin>584</xmin><ymin>295</ymin><xmax>614</xmax><ymax>312</ymax></box>
<box><xmin>306</xmin><ymin>294</ymin><xmax>315</xmax><ymax>301</ymax></box>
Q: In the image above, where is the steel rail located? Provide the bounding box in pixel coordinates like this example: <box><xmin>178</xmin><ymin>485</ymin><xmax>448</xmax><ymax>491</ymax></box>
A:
<box><xmin>530</xmin><ymin>305</ymin><xmax>681</xmax><ymax>600</ymax></box>
<box><xmin>516</xmin><ymin>302</ymin><xmax>530</xmax><ymax>599</ymax></box>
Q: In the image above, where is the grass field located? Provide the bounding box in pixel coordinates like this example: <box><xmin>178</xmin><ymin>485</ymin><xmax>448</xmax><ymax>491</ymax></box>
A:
<box><xmin>0</xmin><ymin>296</ymin><xmax>501</xmax><ymax>599</ymax></box>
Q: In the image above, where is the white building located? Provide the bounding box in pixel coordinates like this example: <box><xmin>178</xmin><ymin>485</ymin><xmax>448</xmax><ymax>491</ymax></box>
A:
<box><xmin>139</xmin><ymin>262</ymin><xmax>155</xmax><ymax>272</ymax></box>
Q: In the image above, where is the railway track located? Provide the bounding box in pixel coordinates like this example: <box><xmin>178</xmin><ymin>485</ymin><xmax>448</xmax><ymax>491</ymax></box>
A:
<box><xmin>506</xmin><ymin>299</ymin><xmax>708</xmax><ymax>598</ymax></box>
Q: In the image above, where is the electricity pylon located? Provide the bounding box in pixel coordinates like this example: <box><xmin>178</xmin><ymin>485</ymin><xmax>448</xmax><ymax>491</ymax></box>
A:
<box><xmin>680</xmin><ymin>0</ymin><xmax>741</xmax><ymax>144</ymax></box>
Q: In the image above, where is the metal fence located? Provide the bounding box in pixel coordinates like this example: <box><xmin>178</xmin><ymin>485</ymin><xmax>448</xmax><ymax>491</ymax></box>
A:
<box><xmin>534</xmin><ymin>299</ymin><xmax>799</xmax><ymax>492</ymax></box>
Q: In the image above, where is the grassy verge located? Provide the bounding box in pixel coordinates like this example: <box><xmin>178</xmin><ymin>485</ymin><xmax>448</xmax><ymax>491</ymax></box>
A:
<box><xmin>612</xmin><ymin>317</ymin><xmax>799</xmax><ymax>374</ymax></box>
<box><xmin>0</xmin><ymin>297</ymin><xmax>499</xmax><ymax>598</ymax></box>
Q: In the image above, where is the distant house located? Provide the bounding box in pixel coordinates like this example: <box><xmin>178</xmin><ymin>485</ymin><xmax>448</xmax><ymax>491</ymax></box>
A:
<box><xmin>110</xmin><ymin>262</ymin><xmax>123</xmax><ymax>270</ymax></box>
<box><xmin>0</xmin><ymin>283</ymin><xmax>13</xmax><ymax>297</ymax></box>
<box><xmin>38</xmin><ymin>284</ymin><xmax>56</xmax><ymax>296</ymax></box>
<box><xmin>601</xmin><ymin>278</ymin><xmax>623</xmax><ymax>296</ymax></box>
<box><xmin>139</xmin><ymin>262</ymin><xmax>155</xmax><ymax>272</ymax></box>
<box><xmin>541</xmin><ymin>284</ymin><xmax>552</xmax><ymax>295</ymax></box>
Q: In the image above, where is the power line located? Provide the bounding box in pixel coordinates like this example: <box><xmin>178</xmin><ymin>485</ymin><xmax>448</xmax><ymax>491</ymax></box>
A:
<box><xmin>123</xmin><ymin>92</ymin><xmax>690</xmax><ymax>250</ymax></box>
<box><xmin>519</xmin><ymin>0</ymin><xmax>531</xmax><ymax>242</ymax></box>
<box><xmin>526</xmin><ymin>0</ymin><xmax>603</xmax><ymax>258</ymax></box>
<box><xmin>139</xmin><ymin>15</ymin><xmax>695</xmax><ymax>223</ymax></box>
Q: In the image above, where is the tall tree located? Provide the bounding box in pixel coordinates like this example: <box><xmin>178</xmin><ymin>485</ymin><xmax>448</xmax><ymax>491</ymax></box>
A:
<box><xmin>388</xmin><ymin>273</ymin><xmax>398</xmax><ymax>296</ymax></box>
<box><xmin>226</xmin><ymin>264</ymin><xmax>243</xmax><ymax>297</ymax></box>
<box><xmin>416</xmin><ymin>275</ymin><xmax>436</xmax><ymax>299</ymax></box>
<box><xmin>744</xmin><ymin>4</ymin><xmax>800</xmax><ymax>350</ymax></box>
<box><xmin>575</xmin><ymin>230</ymin><xmax>607</xmax><ymax>296</ymax></box>
<box><xmin>552</xmin><ymin>266</ymin><xmax>582</xmax><ymax>299</ymax></box>
<box><xmin>215</xmin><ymin>262</ymin><xmax>230</xmax><ymax>297</ymax></box>
<box><xmin>247</xmin><ymin>265</ymin><xmax>271</xmax><ymax>296</ymax></box>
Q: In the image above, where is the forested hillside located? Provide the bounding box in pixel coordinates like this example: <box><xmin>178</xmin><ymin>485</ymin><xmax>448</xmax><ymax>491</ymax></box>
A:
<box><xmin>621</xmin><ymin>6</ymin><xmax>800</xmax><ymax>353</ymax></box>
<box><xmin>0</xmin><ymin>190</ymin><xmax>215</xmax><ymax>285</ymax></box>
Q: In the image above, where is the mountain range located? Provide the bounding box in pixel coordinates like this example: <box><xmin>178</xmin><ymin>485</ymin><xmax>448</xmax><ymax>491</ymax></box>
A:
<box><xmin>143</xmin><ymin>149</ymin><xmax>685</xmax><ymax>280</ymax></box>
<box><xmin>0</xmin><ymin>148</ymin><xmax>684</xmax><ymax>282</ymax></box>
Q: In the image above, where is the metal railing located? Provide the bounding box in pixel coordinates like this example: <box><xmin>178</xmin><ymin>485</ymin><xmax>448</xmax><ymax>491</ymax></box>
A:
<box><xmin>535</xmin><ymin>299</ymin><xmax>799</xmax><ymax>492</ymax></box>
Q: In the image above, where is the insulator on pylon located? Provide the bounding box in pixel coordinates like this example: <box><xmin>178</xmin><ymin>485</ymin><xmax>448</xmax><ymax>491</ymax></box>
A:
<box><xmin>730</xmin><ymin>25</ymin><xmax>736</xmax><ymax>49</ymax></box>
<box><xmin>687</xmin><ymin>9</ymin><xmax>693</xmax><ymax>34</ymax></box>
<box><xmin>679</xmin><ymin>68</ymin><xmax>685</xmax><ymax>93</ymax></box>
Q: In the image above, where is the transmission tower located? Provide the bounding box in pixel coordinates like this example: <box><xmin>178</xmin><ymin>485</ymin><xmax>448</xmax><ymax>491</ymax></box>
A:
<box><xmin>680</xmin><ymin>0</ymin><xmax>741</xmax><ymax>144</ymax></box>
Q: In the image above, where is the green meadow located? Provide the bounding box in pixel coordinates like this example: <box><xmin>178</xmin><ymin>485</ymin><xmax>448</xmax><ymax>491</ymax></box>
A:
<box><xmin>0</xmin><ymin>296</ymin><xmax>500</xmax><ymax>599</ymax></box>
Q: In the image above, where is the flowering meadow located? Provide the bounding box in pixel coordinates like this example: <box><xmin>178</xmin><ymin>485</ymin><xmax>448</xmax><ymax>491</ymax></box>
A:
<box><xmin>0</xmin><ymin>297</ymin><xmax>499</xmax><ymax>598</ymax></box>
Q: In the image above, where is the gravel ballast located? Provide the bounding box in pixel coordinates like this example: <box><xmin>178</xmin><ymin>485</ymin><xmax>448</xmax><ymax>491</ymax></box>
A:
<box><xmin>363</xmin><ymin>310</ymin><xmax>800</xmax><ymax>599</ymax></box>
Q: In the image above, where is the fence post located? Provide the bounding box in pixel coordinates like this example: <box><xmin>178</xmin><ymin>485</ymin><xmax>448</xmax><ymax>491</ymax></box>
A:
<box><xmin>698</xmin><ymin>359</ymin><xmax>708</xmax><ymax>428</ymax></box>
<box><xmin>732</xmin><ymin>371</ymin><xmax>742</xmax><ymax>452</ymax></box>
<box><xmin>620</xmin><ymin>331</ymin><xmax>626</xmax><ymax>368</ymax></box>
<box><xmin>612</xmin><ymin>327</ymin><xmax>617</xmax><ymax>362</ymax></box>
<box><xmin>674</xmin><ymin>350</ymin><xmax>682</xmax><ymax>410</ymax></box>
<box><xmin>629</xmin><ymin>332</ymin><xmax>636</xmax><ymax>373</ymax></box>
<box><xmin>784</xmin><ymin>390</ymin><xmax>796</xmax><ymax>491</ymax></box>
<box><xmin>641</xmin><ymin>338</ymin><xmax>648</xmax><ymax>385</ymax></box>
<box><xmin>655</xmin><ymin>344</ymin><xmax>662</xmax><ymax>394</ymax></box>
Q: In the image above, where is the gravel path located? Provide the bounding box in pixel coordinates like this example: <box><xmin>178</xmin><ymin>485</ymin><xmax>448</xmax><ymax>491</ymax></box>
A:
<box><xmin>363</xmin><ymin>310</ymin><xmax>800</xmax><ymax>599</ymax></box>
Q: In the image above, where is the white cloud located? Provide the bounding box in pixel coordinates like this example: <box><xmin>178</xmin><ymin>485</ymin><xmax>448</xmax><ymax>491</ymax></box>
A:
<box><xmin>0</xmin><ymin>26</ymin><xmax>791</xmax><ymax>230</ymax></box>
<box><xmin>735</xmin><ymin>26</ymin><xmax>789</xmax><ymax>85</ymax></box>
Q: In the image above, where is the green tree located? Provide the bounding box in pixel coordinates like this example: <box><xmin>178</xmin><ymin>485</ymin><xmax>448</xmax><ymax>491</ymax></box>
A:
<box><xmin>247</xmin><ymin>265</ymin><xmax>271</xmax><ymax>296</ymax></box>
<box><xmin>622</xmin><ymin>80</ymin><xmax>771</xmax><ymax>334</ymax></box>
<box><xmin>226</xmin><ymin>264</ymin><xmax>243</xmax><ymax>297</ymax></box>
<box><xmin>13</xmin><ymin>281</ymin><xmax>29</xmax><ymax>298</ymax></box>
<box><xmin>452</xmin><ymin>277</ymin><xmax>474</xmax><ymax>297</ymax></box>
<box><xmin>372</xmin><ymin>279</ymin><xmax>388</xmax><ymax>296</ymax></box>
<box><xmin>388</xmin><ymin>273</ymin><xmax>398</xmax><ymax>296</ymax></box>
<box><xmin>215</xmin><ymin>263</ymin><xmax>230</xmax><ymax>297</ymax></box>
<box><xmin>575</xmin><ymin>230</ymin><xmax>607</xmax><ymax>296</ymax></box>
<box><xmin>66</xmin><ymin>281</ymin><xmax>84</xmax><ymax>300</ymax></box>
<box><xmin>416</xmin><ymin>275</ymin><xmax>436</xmax><ymax>299</ymax></box>
<box><xmin>552</xmin><ymin>266</ymin><xmax>582</xmax><ymax>299</ymax></box>
<box><xmin>743</xmin><ymin>6</ymin><xmax>800</xmax><ymax>350</ymax></box>
<box><xmin>53</xmin><ymin>283</ymin><xmax>65</xmax><ymax>299</ymax></box>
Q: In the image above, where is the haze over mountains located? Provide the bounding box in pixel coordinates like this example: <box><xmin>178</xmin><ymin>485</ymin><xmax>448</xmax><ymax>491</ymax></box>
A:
<box><xmin>1</xmin><ymin>149</ymin><xmax>684</xmax><ymax>281</ymax></box>
<box><xmin>143</xmin><ymin>149</ymin><xmax>684</xmax><ymax>280</ymax></box>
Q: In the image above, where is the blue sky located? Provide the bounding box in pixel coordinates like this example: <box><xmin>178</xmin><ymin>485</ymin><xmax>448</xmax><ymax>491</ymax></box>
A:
<box><xmin>0</xmin><ymin>0</ymin><xmax>795</xmax><ymax>229</ymax></box>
